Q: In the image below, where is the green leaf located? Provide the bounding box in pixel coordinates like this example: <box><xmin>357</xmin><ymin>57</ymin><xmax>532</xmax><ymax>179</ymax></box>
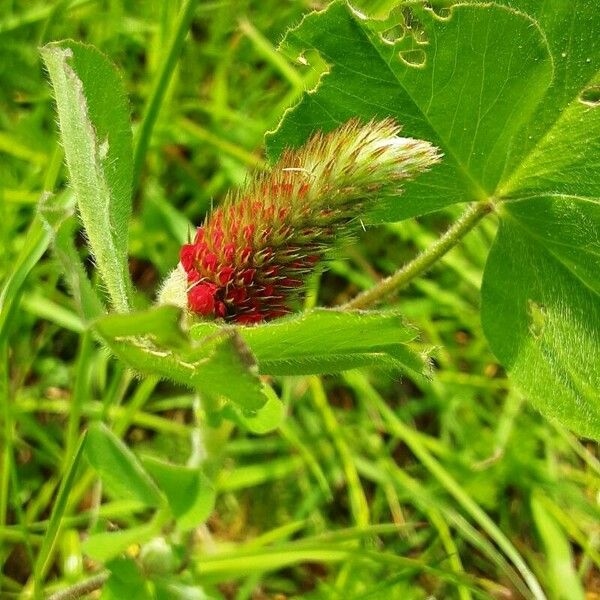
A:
<box><xmin>0</xmin><ymin>192</ymin><xmax>74</xmax><ymax>340</ymax></box>
<box><xmin>143</xmin><ymin>456</ymin><xmax>216</xmax><ymax>532</ymax></box>
<box><xmin>37</xmin><ymin>192</ymin><xmax>106</xmax><ymax>323</ymax></box>
<box><xmin>531</xmin><ymin>493</ymin><xmax>585</xmax><ymax>600</ymax></box>
<box><xmin>83</xmin><ymin>515</ymin><xmax>165</xmax><ymax>564</ymax></box>
<box><xmin>267</xmin><ymin>2</ymin><xmax>552</xmax><ymax>220</ymax></box>
<box><xmin>190</xmin><ymin>309</ymin><xmax>428</xmax><ymax>377</ymax></box>
<box><xmin>33</xmin><ymin>432</ymin><xmax>87</xmax><ymax>591</ymax></box>
<box><xmin>41</xmin><ymin>40</ymin><xmax>133</xmax><ymax>312</ymax></box>
<box><xmin>94</xmin><ymin>306</ymin><xmax>267</xmax><ymax>412</ymax></box>
<box><xmin>480</xmin><ymin>0</ymin><xmax>600</xmax><ymax>439</ymax></box>
<box><xmin>101</xmin><ymin>558</ymin><xmax>153</xmax><ymax>600</ymax></box>
<box><xmin>95</xmin><ymin>305</ymin><xmax>187</xmax><ymax>348</ymax></box>
<box><xmin>85</xmin><ymin>422</ymin><xmax>165</xmax><ymax>507</ymax></box>
<box><xmin>153</xmin><ymin>578</ymin><xmax>211</xmax><ymax>600</ymax></box>
<box><xmin>219</xmin><ymin>384</ymin><xmax>285</xmax><ymax>434</ymax></box>
<box><xmin>481</xmin><ymin>214</ymin><xmax>600</xmax><ymax>438</ymax></box>
<box><xmin>268</xmin><ymin>1</ymin><xmax>600</xmax><ymax>437</ymax></box>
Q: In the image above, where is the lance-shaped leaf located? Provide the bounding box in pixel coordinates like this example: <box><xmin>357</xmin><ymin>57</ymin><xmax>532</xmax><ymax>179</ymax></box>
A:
<box><xmin>41</xmin><ymin>41</ymin><xmax>133</xmax><ymax>312</ymax></box>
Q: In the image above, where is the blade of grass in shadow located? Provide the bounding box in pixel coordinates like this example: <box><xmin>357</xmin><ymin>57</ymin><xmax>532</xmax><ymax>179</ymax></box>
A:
<box><xmin>279</xmin><ymin>419</ymin><xmax>333</xmax><ymax>500</ymax></box>
<box><xmin>308</xmin><ymin>376</ymin><xmax>369</xmax><ymax>527</ymax></box>
<box><xmin>0</xmin><ymin>190</ymin><xmax>73</xmax><ymax>341</ymax></box>
<box><xmin>65</xmin><ymin>332</ymin><xmax>93</xmax><ymax>467</ymax></box>
<box><xmin>133</xmin><ymin>0</ymin><xmax>200</xmax><ymax>186</ymax></box>
<box><xmin>239</xmin><ymin>18</ymin><xmax>303</xmax><ymax>91</ymax></box>
<box><xmin>195</xmin><ymin>541</ymin><xmax>482</xmax><ymax>594</ymax></box>
<box><xmin>0</xmin><ymin>0</ymin><xmax>95</xmax><ymax>34</ymax></box>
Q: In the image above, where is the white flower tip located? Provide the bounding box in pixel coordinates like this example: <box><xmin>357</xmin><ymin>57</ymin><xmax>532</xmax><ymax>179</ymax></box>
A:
<box><xmin>157</xmin><ymin>264</ymin><xmax>188</xmax><ymax>309</ymax></box>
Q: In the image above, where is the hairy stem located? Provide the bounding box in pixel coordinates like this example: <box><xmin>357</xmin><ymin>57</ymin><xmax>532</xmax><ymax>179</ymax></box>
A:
<box><xmin>343</xmin><ymin>201</ymin><xmax>494</xmax><ymax>310</ymax></box>
<box><xmin>47</xmin><ymin>573</ymin><xmax>109</xmax><ymax>600</ymax></box>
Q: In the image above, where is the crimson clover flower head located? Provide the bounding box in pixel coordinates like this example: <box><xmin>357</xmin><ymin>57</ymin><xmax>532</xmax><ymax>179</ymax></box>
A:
<box><xmin>165</xmin><ymin>119</ymin><xmax>441</xmax><ymax>324</ymax></box>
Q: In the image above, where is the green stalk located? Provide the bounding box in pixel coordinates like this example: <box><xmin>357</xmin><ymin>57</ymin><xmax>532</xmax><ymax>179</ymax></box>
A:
<box><xmin>308</xmin><ymin>376</ymin><xmax>369</xmax><ymax>527</ymax></box>
<box><xmin>132</xmin><ymin>0</ymin><xmax>200</xmax><ymax>186</ymax></box>
<box><xmin>344</xmin><ymin>201</ymin><xmax>493</xmax><ymax>309</ymax></box>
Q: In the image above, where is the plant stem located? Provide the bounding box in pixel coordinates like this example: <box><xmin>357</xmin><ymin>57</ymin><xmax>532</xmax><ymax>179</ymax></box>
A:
<box><xmin>343</xmin><ymin>201</ymin><xmax>493</xmax><ymax>310</ymax></box>
<box><xmin>47</xmin><ymin>572</ymin><xmax>109</xmax><ymax>600</ymax></box>
<box><xmin>132</xmin><ymin>0</ymin><xmax>200</xmax><ymax>187</ymax></box>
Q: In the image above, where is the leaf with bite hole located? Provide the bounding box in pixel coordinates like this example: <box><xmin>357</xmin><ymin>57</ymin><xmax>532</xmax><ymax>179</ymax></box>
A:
<box><xmin>268</xmin><ymin>1</ymin><xmax>600</xmax><ymax>438</ymax></box>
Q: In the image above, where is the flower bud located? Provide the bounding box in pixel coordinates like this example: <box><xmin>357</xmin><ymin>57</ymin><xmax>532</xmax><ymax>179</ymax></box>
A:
<box><xmin>170</xmin><ymin>118</ymin><xmax>441</xmax><ymax>324</ymax></box>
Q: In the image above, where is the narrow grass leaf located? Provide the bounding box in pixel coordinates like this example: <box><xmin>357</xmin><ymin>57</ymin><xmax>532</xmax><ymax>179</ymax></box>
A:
<box><xmin>0</xmin><ymin>192</ymin><xmax>72</xmax><ymax>339</ymax></box>
<box><xmin>33</xmin><ymin>431</ymin><xmax>87</xmax><ymax>592</ymax></box>
<box><xmin>531</xmin><ymin>493</ymin><xmax>585</xmax><ymax>600</ymax></box>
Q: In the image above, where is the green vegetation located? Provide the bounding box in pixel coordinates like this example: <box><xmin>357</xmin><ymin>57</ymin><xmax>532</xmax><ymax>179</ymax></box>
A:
<box><xmin>1</xmin><ymin>1</ymin><xmax>598</xmax><ymax>599</ymax></box>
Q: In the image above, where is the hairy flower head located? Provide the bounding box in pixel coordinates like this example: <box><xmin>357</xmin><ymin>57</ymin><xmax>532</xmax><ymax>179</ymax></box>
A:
<box><xmin>172</xmin><ymin>119</ymin><xmax>441</xmax><ymax>324</ymax></box>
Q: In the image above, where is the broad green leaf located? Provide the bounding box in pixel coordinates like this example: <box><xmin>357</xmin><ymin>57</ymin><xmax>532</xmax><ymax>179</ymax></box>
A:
<box><xmin>481</xmin><ymin>215</ymin><xmax>600</xmax><ymax>438</ymax></box>
<box><xmin>85</xmin><ymin>422</ymin><xmax>165</xmax><ymax>507</ymax></box>
<box><xmin>143</xmin><ymin>456</ymin><xmax>216</xmax><ymax>532</ymax></box>
<box><xmin>94</xmin><ymin>306</ymin><xmax>267</xmax><ymax>412</ymax></box>
<box><xmin>267</xmin><ymin>2</ymin><xmax>552</xmax><ymax>220</ymax></box>
<box><xmin>41</xmin><ymin>40</ymin><xmax>133</xmax><ymax>312</ymax></box>
<box><xmin>190</xmin><ymin>309</ymin><xmax>428</xmax><ymax>377</ymax></box>
<box><xmin>268</xmin><ymin>1</ymin><xmax>600</xmax><ymax>438</ymax></box>
<box><xmin>480</xmin><ymin>0</ymin><xmax>600</xmax><ymax>438</ymax></box>
<box><xmin>95</xmin><ymin>305</ymin><xmax>187</xmax><ymax>348</ymax></box>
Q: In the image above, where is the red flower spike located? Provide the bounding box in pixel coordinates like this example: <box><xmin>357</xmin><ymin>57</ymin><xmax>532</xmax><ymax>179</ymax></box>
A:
<box><xmin>240</xmin><ymin>247</ymin><xmax>252</xmax><ymax>263</ymax></box>
<box><xmin>218</xmin><ymin>266</ymin><xmax>235</xmax><ymax>286</ymax></box>
<box><xmin>180</xmin><ymin>244</ymin><xmax>196</xmax><ymax>271</ymax></box>
<box><xmin>212</xmin><ymin>228</ymin><xmax>224</xmax><ymax>249</ymax></box>
<box><xmin>222</xmin><ymin>243</ymin><xmax>236</xmax><ymax>262</ymax></box>
<box><xmin>187</xmin><ymin>268</ymin><xmax>200</xmax><ymax>284</ymax></box>
<box><xmin>188</xmin><ymin>283</ymin><xmax>218</xmax><ymax>315</ymax></box>
<box><xmin>202</xmin><ymin>252</ymin><xmax>218</xmax><ymax>272</ymax></box>
<box><xmin>241</xmin><ymin>268</ymin><xmax>256</xmax><ymax>285</ymax></box>
<box><xmin>177</xmin><ymin>118</ymin><xmax>441</xmax><ymax>324</ymax></box>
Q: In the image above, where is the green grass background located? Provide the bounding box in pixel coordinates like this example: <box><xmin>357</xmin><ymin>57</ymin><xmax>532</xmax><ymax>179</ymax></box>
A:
<box><xmin>1</xmin><ymin>1</ymin><xmax>599</xmax><ymax>598</ymax></box>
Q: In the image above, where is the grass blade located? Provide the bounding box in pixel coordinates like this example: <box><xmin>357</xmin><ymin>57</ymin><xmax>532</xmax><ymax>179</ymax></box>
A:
<box><xmin>33</xmin><ymin>431</ymin><xmax>87</xmax><ymax>596</ymax></box>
